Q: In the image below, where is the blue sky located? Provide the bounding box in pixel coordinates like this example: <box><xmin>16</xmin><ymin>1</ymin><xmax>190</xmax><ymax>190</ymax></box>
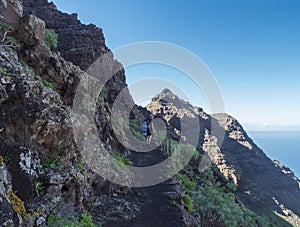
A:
<box><xmin>51</xmin><ymin>0</ymin><xmax>300</xmax><ymax>130</ymax></box>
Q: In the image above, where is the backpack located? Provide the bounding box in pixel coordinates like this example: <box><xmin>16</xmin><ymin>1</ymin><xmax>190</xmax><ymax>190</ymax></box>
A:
<box><xmin>142</xmin><ymin>120</ymin><xmax>147</xmax><ymax>136</ymax></box>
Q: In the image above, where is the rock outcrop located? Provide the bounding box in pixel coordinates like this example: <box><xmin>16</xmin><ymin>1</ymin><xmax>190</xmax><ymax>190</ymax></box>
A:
<box><xmin>21</xmin><ymin>0</ymin><xmax>107</xmax><ymax>71</ymax></box>
<box><xmin>0</xmin><ymin>0</ymin><xmax>136</xmax><ymax>225</ymax></box>
<box><xmin>147</xmin><ymin>89</ymin><xmax>300</xmax><ymax>226</ymax></box>
<box><xmin>213</xmin><ymin>113</ymin><xmax>300</xmax><ymax>218</ymax></box>
<box><xmin>20</xmin><ymin>0</ymin><xmax>129</xmax><ymax>106</ymax></box>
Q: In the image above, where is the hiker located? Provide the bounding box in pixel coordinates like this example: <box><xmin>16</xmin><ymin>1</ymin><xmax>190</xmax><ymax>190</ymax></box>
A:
<box><xmin>143</xmin><ymin>113</ymin><xmax>155</xmax><ymax>144</ymax></box>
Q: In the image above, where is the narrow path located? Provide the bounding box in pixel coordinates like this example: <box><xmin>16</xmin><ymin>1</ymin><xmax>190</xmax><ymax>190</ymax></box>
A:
<box><xmin>105</xmin><ymin>148</ymin><xmax>185</xmax><ymax>227</ymax></box>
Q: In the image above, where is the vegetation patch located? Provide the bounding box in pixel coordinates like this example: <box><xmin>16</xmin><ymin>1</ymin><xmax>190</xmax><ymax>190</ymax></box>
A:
<box><xmin>162</xmin><ymin>138</ymin><xmax>200</xmax><ymax>160</ymax></box>
<box><xmin>88</xmin><ymin>133</ymin><xmax>98</xmax><ymax>140</ymax></box>
<box><xmin>0</xmin><ymin>22</ymin><xmax>18</xmax><ymax>48</ymax></box>
<box><xmin>76</xmin><ymin>162</ymin><xmax>85</xmax><ymax>172</ymax></box>
<box><xmin>42</xmin><ymin>79</ymin><xmax>54</xmax><ymax>89</ymax></box>
<box><xmin>182</xmin><ymin>194</ymin><xmax>193</xmax><ymax>213</ymax></box>
<box><xmin>34</xmin><ymin>180</ymin><xmax>44</xmax><ymax>195</ymax></box>
<box><xmin>175</xmin><ymin>173</ymin><xmax>197</xmax><ymax>192</ymax></box>
<box><xmin>45</xmin><ymin>28</ymin><xmax>58</xmax><ymax>48</ymax></box>
<box><xmin>0</xmin><ymin>67</ymin><xmax>7</xmax><ymax>75</ymax></box>
<box><xmin>41</xmin><ymin>149</ymin><xmax>60</xmax><ymax>169</ymax></box>
<box><xmin>112</xmin><ymin>151</ymin><xmax>132</xmax><ymax>172</ymax></box>
<box><xmin>113</xmin><ymin>151</ymin><xmax>132</xmax><ymax>166</ymax></box>
<box><xmin>193</xmin><ymin>186</ymin><xmax>257</xmax><ymax>226</ymax></box>
<box><xmin>98</xmin><ymin>85</ymin><xmax>109</xmax><ymax>100</ymax></box>
<box><xmin>47</xmin><ymin>212</ymin><xmax>96</xmax><ymax>227</ymax></box>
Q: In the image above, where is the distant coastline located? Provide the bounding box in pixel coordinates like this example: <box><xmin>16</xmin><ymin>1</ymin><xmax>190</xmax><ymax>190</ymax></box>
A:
<box><xmin>244</xmin><ymin>123</ymin><xmax>300</xmax><ymax>132</ymax></box>
<box><xmin>249</xmin><ymin>131</ymin><xmax>300</xmax><ymax>178</ymax></box>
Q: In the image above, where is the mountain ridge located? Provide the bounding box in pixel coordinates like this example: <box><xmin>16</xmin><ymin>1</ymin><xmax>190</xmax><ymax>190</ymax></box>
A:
<box><xmin>147</xmin><ymin>88</ymin><xmax>300</xmax><ymax>226</ymax></box>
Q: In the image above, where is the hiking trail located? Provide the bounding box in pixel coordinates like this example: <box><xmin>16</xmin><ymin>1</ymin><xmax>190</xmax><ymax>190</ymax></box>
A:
<box><xmin>104</xmin><ymin>148</ymin><xmax>185</xmax><ymax>227</ymax></box>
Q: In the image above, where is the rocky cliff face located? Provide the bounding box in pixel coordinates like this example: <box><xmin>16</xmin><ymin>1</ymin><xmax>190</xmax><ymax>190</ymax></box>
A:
<box><xmin>19</xmin><ymin>0</ymin><xmax>136</xmax><ymax>150</ymax></box>
<box><xmin>0</xmin><ymin>0</ymin><xmax>137</xmax><ymax>225</ymax></box>
<box><xmin>147</xmin><ymin>89</ymin><xmax>300</xmax><ymax>226</ymax></box>
<box><xmin>21</xmin><ymin>0</ymin><xmax>107</xmax><ymax>71</ymax></box>
<box><xmin>20</xmin><ymin>0</ymin><xmax>130</xmax><ymax>106</ymax></box>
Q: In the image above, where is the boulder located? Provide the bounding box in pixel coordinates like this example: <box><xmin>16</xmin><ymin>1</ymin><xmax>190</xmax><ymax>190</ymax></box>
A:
<box><xmin>0</xmin><ymin>0</ymin><xmax>23</xmax><ymax>26</ymax></box>
<box><xmin>19</xmin><ymin>14</ymin><xmax>45</xmax><ymax>41</ymax></box>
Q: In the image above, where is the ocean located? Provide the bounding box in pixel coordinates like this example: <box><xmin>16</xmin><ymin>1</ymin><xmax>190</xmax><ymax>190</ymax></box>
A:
<box><xmin>248</xmin><ymin>131</ymin><xmax>300</xmax><ymax>179</ymax></box>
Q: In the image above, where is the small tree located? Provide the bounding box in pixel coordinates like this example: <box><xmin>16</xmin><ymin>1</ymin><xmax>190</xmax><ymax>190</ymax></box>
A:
<box><xmin>44</xmin><ymin>28</ymin><xmax>58</xmax><ymax>48</ymax></box>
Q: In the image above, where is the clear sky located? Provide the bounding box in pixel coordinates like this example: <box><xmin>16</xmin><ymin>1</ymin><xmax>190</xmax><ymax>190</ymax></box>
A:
<box><xmin>51</xmin><ymin>0</ymin><xmax>300</xmax><ymax>130</ymax></box>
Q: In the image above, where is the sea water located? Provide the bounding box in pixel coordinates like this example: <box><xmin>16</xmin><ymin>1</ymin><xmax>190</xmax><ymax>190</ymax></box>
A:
<box><xmin>248</xmin><ymin>131</ymin><xmax>300</xmax><ymax>179</ymax></box>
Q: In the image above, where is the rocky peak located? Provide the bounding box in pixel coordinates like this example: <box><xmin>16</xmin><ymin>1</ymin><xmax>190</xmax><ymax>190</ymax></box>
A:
<box><xmin>152</xmin><ymin>88</ymin><xmax>191</xmax><ymax>108</ymax></box>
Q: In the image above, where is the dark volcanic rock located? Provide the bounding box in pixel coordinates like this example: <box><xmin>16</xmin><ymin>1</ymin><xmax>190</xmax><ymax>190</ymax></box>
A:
<box><xmin>213</xmin><ymin>113</ymin><xmax>300</xmax><ymax>217</ymax></box>
<box><xmin>0</xmin><ymin>1</ymin><xmax>138</xmax><ymax>225</ymax></box>
<box><xmin>0</xmin><ymin>0</ymin><xmax>23</xmax><ymax>25</ymax></box>
<box><xmin>21</xmin><ymin>0</ymin><xmax>107</xmax><ymax>71</ymax></box>
<box><xmin>147</xmin><ymin>88</ymin><xmax>300</xmax><ymax>226</ymax></box>
<box><xmin>20</xmin><ymin>0</ymin><xmax>132</xmax><ymax>115</ymax></box>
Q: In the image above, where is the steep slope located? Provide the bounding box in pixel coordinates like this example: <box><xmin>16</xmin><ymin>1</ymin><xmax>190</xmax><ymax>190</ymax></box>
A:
<box><xmin>213</xmin><ymin>113</ymin><xmax>300</xmax><ymax>226</ymax></box>
<box><xmin>147</xmin><ymin>89</ymin><xmax>300</xmax><ymax>226</ymax></box>
<box><xmin>0</xmin><ymin>0</ymin><xmax>137</xmax><ymax>225</ymax></box>
<box><xmin>19</xmin><ymin>0</ymin><xmax>136</xmax><ymax>149</ymax></box>
<box><xmin>21</xmin><ymin>0</ymin><xmax>108</xmax><ymax>71</ymax></box>
<box><xmin>20</xmin><ymin>0</ymin><xmax>131</xmax><ymax>107</ymax></box>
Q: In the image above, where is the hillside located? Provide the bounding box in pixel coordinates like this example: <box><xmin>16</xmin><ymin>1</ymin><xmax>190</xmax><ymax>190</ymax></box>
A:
<box><xmin>147</xmin><ymin>88</ymin><xmax>300</xmax><ymax>226</ymax></box>
<box><xmin>0</xmin><ymin>0</ymin><xmax>299</xmax><ymax>226</ymax></box>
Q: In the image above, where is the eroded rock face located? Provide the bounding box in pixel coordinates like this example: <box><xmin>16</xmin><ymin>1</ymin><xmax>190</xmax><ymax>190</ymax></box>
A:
<box><xmin>19</xmin><ymin>0</ymin><xmax>135</xmax><ymax>150</ymax></box>
<box><xmin>0</xmin><ymin>162</ymin><xmax>15</xmax><ymax>225</ymax></box>
<box><xmin>0</xmin><ymin>0</ymin><xmax>23</xmax><ymax>25</ymax></box>
<box><xmin>20</xmin><ymin>0</ymin><xmax>133</xmax><ymax>111</ymax></box>
<box><xmin>14</xmin><ymin>13</ymin><xmax>83</xmax><ymax>106</ymax></box>
<box><xmin>147</xmin><ymin>89</ymin><xmax>300</xmax><ymax>225</ymax></box>
<box><xmin>21</xmin><ymin>0</ymin><xmax>107</xmax><ymax>71</ymax></box>
<box><xmin>0</xmin><ymin>1</ymin><xmax>137</xmax><ymax>225</ymax></box>
<box><xmin>19</xmin><ymin>14</ymin><xmax>45</xmax><ymax>40</ymax></box>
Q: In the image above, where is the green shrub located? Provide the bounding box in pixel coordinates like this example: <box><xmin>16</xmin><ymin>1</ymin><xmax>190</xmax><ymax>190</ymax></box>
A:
<box><xmin>80</xmin><ymin>212</ymin><xmax>96</xmax><ymax>227</ymax></box>
<box><xmin>193</xmin><ymin>186</ymin><xmax>256</xmax><ymax>227</ymax></box>
<box><xmin>0</xmin><ymin>22</ymin><xmax>18</xmax><ymax>48</ymax></box>
<box><xmin>41</xmin><ymin>150</ymin><xmax>59</xmax><ymax>169</ymax></box>
<box><xmin>98</xmin><ymin>85</ymin><xmax>109</xmax><ymax>100</ymax></box>
<box><xmin>88</xmin><ymin>133</ymin><xmax>98</xmax><ymax>140</ymax></box>
<box><xmin>45</xmin><ymin>28</ymin><xmax>58</xmax><ymax>48</ymax></box>
<box><xmin>113</xmin><ymin>151</ymin><xmax>132</xmax><ymax>165</ymax></box>
<box><xmin>47</xmin><ymin>212</ymin><xmax>96</xmax><ymax>227</ymax></box>
<box><xmin>0</xmin><ymin>67</ymin><xmax>7</xmax><ymax>75</ymax></box>
<box><xmin>112</xmin><ymin>151</ymin><xmax>132</xmax><ymax>172</ymax></box>
<box><xmin>162</xmin><ymin>138</ymin><xmax>199</xmax><ymax>159</ymax></box>
<box><xmin>225</xmin><ymin>182</ymin><xmax>237</xmax><ymax>193</ymax></box>
<box><xmin>0</xmin><ymin>22</ymin><xmax>12</xmax><ymax>32</ymax></box>
<box><xmin>175</xmin><ymin>173</ymin><xmax>197</xmax><ymax>192</ymax></box>
<box><xmin>182</xmin><ymin>194</ymin><xmax>193</xmax><ymax>213</ymax></box>
<box><xmin>129</xmin><ymin>120</ymin><xmax>140</xmax><ymax>131</ymax></box>
<box><xmin>42</xmin><ymin>79</ymin><xmax>54</xmax><ymax>89</ymax></box>
<box><xmin>76</xmin><ymin>162</ymin><xmax>85</xmax><ymax>172</ymax></box>
<box><xmin>34</xmin><ymin>181</ymin><xmax>44</xmax><ymax>192</ymax></box>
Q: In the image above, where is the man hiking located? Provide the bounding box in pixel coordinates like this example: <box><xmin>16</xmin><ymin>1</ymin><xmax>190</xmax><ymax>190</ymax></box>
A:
<box><xmin>143</xmin><ymin>113</ymin><xmax>155</xmax><ymax>144</ymax></box>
